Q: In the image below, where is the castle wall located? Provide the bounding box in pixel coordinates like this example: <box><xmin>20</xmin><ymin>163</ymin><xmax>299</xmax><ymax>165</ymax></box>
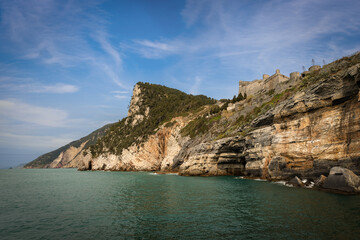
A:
<box><xmin>239</xmin><ymin>80</ymin><xmax>263</xmax><ymax>97</ymax></box>
<box><xmin>239</xmin><ymin>70</ymin><xmax>291</xmax><ymax>97</ymax></box>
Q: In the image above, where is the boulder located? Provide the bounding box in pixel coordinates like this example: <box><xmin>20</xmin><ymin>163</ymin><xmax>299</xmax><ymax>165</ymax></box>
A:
<box><xmin>314</xmin><ymin>175</ymin><xmax>327</xmax><ymax>187</ymax></box>
<box><xmin>288</xmin><ymin>176</ymin><xmax>304</xmax><ymax>187</ymax></box>
<box><xmin>322</xmin><ymin>167</ymin><xmax>360</xmax><ymax>192</ymax></box>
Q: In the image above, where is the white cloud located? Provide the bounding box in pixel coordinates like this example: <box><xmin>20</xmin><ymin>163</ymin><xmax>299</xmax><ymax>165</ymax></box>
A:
<box><xmin>111</xmin><ymin>90</ymin><xmax>129</xmax><ymax>94</ymax></box>
<box><xmin>98</xmin><ymin>63</ymin><xmax>126</xmax><ymax>88</ymax></box>
<box><xmin>0</xmin><ymin>0</ymin><xmax>128</xmax><ymax>89</ymax></box>
<box><xmin>133</xmin><ymin>39</ymin><xmax>181</xmax><ymax>58</ymax></box>
<box><xmin>0</xmin><ymin>132</ymin><xmax>74</xmax><ymax>150</ymax></box>
<box><xmin>0</xmin><ymin>78</ymin><xmax>79</xmax><ymax>93</ymax></box>
<box><xmin>111</xmin><ymin>90</ymin><xmax>130</xmax><ymax>100</ymax></box>
<box><xmin>135</xmin><ymin>40</ymin><xmax>177</xmax><ymax>52</ymax></box>
<box><xmin>31</xmin><ymin>83</ymin><xmax>78</xmax><ymax>93</ymax></box>
<box><xmin>132</xmin><ymin>0</ymin><xmax>360</xmax><ymax>77</ymax></box>
<box><xmin>96</xmin><ymin>33</ymin><xmax>123</xmax><ymax>68</ymax></box>
<box><xmin>181</xmin><ymin>0</ymin><xmax>207</xmax><ymax>27</ymax></box>
<box><xmin>114</xmin><ymin>95</ymin><xmax>129</xmax><ymax>99</ymax></box>
<box><xmin>190</xmin><ymin>76</ymin><xmax>202</xmax><ymax>95</ymax></box>
<box><xmin>0</xmin><ymin>99</ymin><xmax>68</xmax><ymax>127</ymax></box>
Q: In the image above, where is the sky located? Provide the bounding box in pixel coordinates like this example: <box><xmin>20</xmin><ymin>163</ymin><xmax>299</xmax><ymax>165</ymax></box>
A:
<box><xmin>0</xmin><ymin>0</ymin><xmax>359</xmax><ymax>168</ymax></box>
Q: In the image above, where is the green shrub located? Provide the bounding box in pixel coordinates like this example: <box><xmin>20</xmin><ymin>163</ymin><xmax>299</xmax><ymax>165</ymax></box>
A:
<box><xmin>267</xmin><ymin>89</ymin><xmax>275</xmax><ymax>96</ymax></box>
<box><xmin>164</xmin><ymin>121</ymin><xmax>176</xmax><ymax>128</ymax></box>
<box><xmin>181</xmin><ymin>113</ymin><xmax>222</xmax><ymax>138</ymax></box>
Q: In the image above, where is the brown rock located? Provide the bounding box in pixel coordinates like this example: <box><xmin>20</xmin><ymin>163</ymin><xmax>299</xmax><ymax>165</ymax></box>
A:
<box><xmin>314</xmin><ymin>175</ymin><xmax>327</xmax><ymax>187</ymax></box>
<box><xmin>322</xmin><ymin>167</ymin><xmax>360</xmax><ymax>193</ymax></box>
<box><xmin>289</xmin><ymin>176</ymin><xmax>304</xmax><ymax>187</ymax></box>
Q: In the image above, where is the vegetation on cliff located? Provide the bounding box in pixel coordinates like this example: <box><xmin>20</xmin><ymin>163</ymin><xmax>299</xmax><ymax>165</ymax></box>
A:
<box><xmin>90</xmin><ymin>82</ymin><xmax>216</xmax><ymax>157</ymax></box>
<box><xmin>25</xmin><ymin>124</ymin><xmax>112</xmax><ymax>168</ymax></box>
<box><xmin>181</xmin><ymin>52</ymin><xmax>360</xmax><ymax>141</ymax></box>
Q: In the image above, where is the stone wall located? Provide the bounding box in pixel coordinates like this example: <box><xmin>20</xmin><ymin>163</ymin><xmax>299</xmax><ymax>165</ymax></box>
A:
<box><xmin>239</xmin><ymin>69</ymin><xmax>297</xmax><ymax>97</ymax></box>
<box><xmin>239</xmin><ymin>80</ymin><xmax>263</xmax><ymax>97</ymax></box>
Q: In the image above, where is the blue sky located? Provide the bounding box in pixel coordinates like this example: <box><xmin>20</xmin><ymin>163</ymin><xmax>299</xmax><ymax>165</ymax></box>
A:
<box><xmin>0</xmin><ymin>0</ymin><xmax>359</xmax><ymax>168</ymax></box>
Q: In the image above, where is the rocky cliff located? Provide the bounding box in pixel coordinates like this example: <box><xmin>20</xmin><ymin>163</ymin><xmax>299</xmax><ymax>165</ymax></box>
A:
<box><xmin>176</xmin><ymin>54</ymin><xmax>360</xmax><ymax>181</ymax></box>
<box><xmin>26</xmin><ymin>53</ymin><xmax>360</xmax><ymax>189</ymax></box>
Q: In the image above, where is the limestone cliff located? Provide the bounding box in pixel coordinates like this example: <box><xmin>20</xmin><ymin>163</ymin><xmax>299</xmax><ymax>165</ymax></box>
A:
<box><xmin>87</xmin><ymin>117</ymin><xmax>189</xmax><ymax>171</ymax></box>
<box><xmin>175</xmin><ymin>54</ymin><xmax>360</xmax><ymax>180</ymax></box>
<box><xmin>27</xmin><ymin>52</ymin><xmax>360</xmax><ymax>185</ymax></box>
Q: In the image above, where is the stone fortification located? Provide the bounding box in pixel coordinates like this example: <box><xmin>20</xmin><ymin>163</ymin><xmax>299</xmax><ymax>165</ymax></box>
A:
<box><xmin>239</xmin><ymin>69</ymin><xmax>300</xmax><ymax>97</ymax></box>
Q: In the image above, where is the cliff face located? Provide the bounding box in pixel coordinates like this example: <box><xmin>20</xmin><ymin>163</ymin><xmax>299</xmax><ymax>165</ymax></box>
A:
<box><xmin>88</xmin><ymin>117</ymin><xmax>189</xmax><ymax>171</ymax></box>
<box><xmin>27</xmin><ymin>53</ymin><xmax>360</xmax><ymax>183</ymax></box>
<box><xmin>177</xmin><ymin>60</ymin><xmax>360</xmax><ymax>179</ymax></box>
<box><xmin>246</xmin><ymin>67</ymin><xmax>360</xmax><ymax>179</ymax></box>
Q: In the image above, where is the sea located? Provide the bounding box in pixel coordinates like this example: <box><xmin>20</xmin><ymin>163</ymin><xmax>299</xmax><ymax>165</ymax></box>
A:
<box><xmin>1</xmin><ymin>169</ymin><xmax>360</xmax><ymax>240</ymax></box>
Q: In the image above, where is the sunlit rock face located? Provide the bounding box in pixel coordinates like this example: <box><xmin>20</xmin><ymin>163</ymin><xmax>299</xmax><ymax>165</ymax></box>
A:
<box><xmin>88</xmin><ymin>117</ymin><xmax>188</xmax><ymax>172</ymax></box>
<box><xmin>177</xmin><ymin>60</ymin><xmax>360</xmax><ymax>178</ymax></box>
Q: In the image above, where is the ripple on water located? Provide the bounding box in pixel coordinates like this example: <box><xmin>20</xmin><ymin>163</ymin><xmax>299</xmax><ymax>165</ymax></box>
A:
<box><xmin>0</xmin><ymin>169</ymin><xmax>360</xmax><ymax>239</ymax></box>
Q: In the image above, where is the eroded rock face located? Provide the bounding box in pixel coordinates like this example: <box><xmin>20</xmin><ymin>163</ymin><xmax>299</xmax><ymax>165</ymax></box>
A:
<box><xmin>49</xmin><ymin>142</ymin><xmax>88</xmax><ymax>168</ymax></box>
<box><xmin>268</xmin><ymin>156</ymin><xmax>287</xmax><ymax>179</ymax></box>
<box><xmin>127</xmin><ymin>83</ymin><xmax>149</xmax><ymax>126</ymax></box>
<box><xmin>243</xmin><ymin>65</ymin><xmax>360</xmax><ymax>179</ymax></box>
<box><xmin>89</xmin><ymin>117</ymin><xmax>188</xmax><ymax>171</ymax></box>
<box><xmin>322</xmin><ymin>167</ymin><xmax>360</xmax><ymax>192</ymax></box>
<box><xmin>176</xmin><ymin>61</ymin><xmax>360</xmax><ymax>179</ymax></box>
<box><xmin>177</xmin><ymin>137</ymin><xmax>246</xmax><ymax>176</ymax></box>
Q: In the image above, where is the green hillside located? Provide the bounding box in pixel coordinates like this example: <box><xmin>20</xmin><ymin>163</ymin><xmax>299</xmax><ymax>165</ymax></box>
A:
<box><xmin>24</xmin><ymin>123</ymin><xmax>112</xmax><ymax>168</ymax></box>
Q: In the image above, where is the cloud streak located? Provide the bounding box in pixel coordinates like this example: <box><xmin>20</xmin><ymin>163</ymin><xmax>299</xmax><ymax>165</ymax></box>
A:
<box><xmin>189</xmin><ymin>76</ymin><xmax>202</xmax><ymax>95</ymax></box>
<box><xmin>0</xmin><ymin>132</ymin><xmax>74</xmax><ymax>151</ymax></box>
<box><xmin>0</xmin><ymin>99</ymin><xmax>68</xmax><ymax>127</ymax></box>
<box><xmin>1</xmin><ymin>80</ymin><xmax>79</xmax><ymax>93</ymax></box>
<box><xmin>31</xmin><ymin>83</ymin><xmax>78</xmax><ymax>93</ymax></box>
<box><xmin>114</xmin><ymin>95</ymin><xmax>129</xmax><ymax>99</ymax></box>
<box><xmin>132</xmin><ymin>0</ymin><xmax>360</xmax><ymax>79</ymax></box>
<box><xmin>0</xmin><ymin>0</ymin><xmax>127</xmax><ymax>89</ymax></box>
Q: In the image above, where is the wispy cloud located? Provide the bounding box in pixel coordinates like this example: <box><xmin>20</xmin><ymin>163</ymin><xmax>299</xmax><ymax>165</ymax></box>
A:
<box><xmin>189</xmin><ymin>76</ymin><xmax>202</xmax><ymax>95</ymax></box>
<box><xmin>96</xmin><ymin>33</ymin><xmax>123</xmax><ymax>68</ymax></box>
<box><xmin>0</xmin><ymin>99</ymin><xmax>68</xmax><ymax>127</ymax></box>
<box><xmin>133</xmin><ymin>39</ymin><xmax>180</xmax><ymax>58</ymax></box>
<box><xmin>0</xmin><ymin>0</ymin><xmax>127</xmax><ymax>89</ymax></box>
<box><xmin>111</xmin><ymin>90</ymin><xmax>129</xmax><ymax>94</ymax></box>
<box><xmin>114</xmin><ymin>95</ymin><xmax>129</xmax><ymax>99</ymax></box>
<box><xmin>0</xmin><ymin>132</ymin><xmax>74</xmax><ymax>151</ymax></box>
<box><xmin>1</xmin><ymin>79</ymin><xmax>79</xmax><ymax>93</ymax></box>
<box><xmin>131</xmin><ymin>0</ymin><xmax>360</xmax><ymax>80</ymax></box>
<box><xmin>31</xmin><ymin>83</ymin><xmax>78</xmax><ymax>93</ymax></box>
<box><xmin>0</xmin><ymin>132</ymin><xmax>74</xmax><ymax>150</ymax></box>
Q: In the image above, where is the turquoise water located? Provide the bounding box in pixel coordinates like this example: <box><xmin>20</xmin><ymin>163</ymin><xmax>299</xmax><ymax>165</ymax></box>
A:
<box><xmin>1</xmin><ymin>169</ymin><xmax>360</xmax><ymax>239</ymax></box>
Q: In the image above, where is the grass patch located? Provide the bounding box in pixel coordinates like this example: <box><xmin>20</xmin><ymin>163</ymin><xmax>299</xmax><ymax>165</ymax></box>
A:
<box><xmin>181</xmin><ymin>113</ymin><xmax>222</xmax><ymax>138</ymax></box>
<box><xmin>267</xmin><ymin>89</ymin><xmax>275</xmax><ymax>96</ymax></box>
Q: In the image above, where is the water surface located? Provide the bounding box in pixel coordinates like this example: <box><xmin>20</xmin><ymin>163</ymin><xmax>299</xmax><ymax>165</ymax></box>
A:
<box><xmin>1</xmin><ymin>169</ymin><xmax>359</xmax><ymax>239</ymax></box>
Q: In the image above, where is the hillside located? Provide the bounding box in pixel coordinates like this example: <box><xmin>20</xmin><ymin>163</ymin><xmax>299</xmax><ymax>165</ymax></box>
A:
<box><xmin>24</xmin><ymin>124</ymin><xmax>112</xmax><ymax>168</ymax></box>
